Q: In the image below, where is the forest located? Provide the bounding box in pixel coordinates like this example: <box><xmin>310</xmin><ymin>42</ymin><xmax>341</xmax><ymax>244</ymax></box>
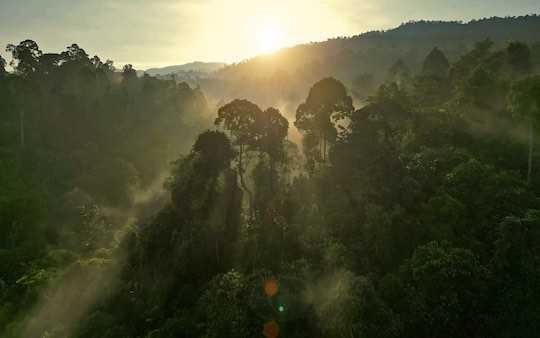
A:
<box><xmin>1</xmin><ymin>16</ymin><xmax>540</xmax><ymax>338</ymax></box>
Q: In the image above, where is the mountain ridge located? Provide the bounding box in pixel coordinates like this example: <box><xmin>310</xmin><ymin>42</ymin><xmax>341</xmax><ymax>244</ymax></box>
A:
<box><xmin>216</xmin><ymin>15</ymin><xmax>540</xmax><ymax>79</ymax></box>
<box><xmin>141</xmin><ymin>16</ymin><xmax>540</xmax><ymax>81</ymax></box>
<box><xmin>138</xmin><ymin>61</ymin><xmax>227</xmax><ymax>77</ymax></box>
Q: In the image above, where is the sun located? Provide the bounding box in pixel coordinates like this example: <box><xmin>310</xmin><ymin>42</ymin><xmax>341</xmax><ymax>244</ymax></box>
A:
<box><xmin>257</xmin><ymin>22</ymin><xmax>281</xmax><ymax>54</ymax></box>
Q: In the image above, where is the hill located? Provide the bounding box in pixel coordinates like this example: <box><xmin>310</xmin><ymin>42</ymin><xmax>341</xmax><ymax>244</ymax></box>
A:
<box><xmin>173</xmin><ymin>15</ymin><xmax>540</xmax><ymax>116</ymax></box>
<box><xmin>218</xmin><ymin>15</ymin><xmax>540</xmax><ymax>80</ymax></box>
<box><xmin>137</xmin><ymin>61</ymin><xmax>226</xmax><ymax>77</ymax></box>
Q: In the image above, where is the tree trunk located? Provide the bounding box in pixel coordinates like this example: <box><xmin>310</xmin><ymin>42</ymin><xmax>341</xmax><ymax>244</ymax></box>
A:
<box><xmin>528</xmin><ymin>120</ymin><xmax>533</xmax><ymax>184</ymax></box>
<box><xmin>238</xmin><ymin>166</ymin><xmax>253</xmax><ymax>221</ymax></box>
<box><xmin>238</xmin><ymin>146</ymin><xmax>254</xmax><ymax>220</ymax></box>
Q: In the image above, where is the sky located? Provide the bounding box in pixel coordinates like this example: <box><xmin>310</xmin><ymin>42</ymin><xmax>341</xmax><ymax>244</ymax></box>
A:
<box><xmin>1</xmin><ymin>0</ymin><xmax>539</xmax><ymax>70</ymax></box>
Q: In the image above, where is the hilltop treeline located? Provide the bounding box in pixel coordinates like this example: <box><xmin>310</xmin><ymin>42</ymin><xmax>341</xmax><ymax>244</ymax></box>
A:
<box><xmin>170</xmin><ymin>16</ymin><xmax>540</xmax><ymax>115</ymax></box>
<box><xmin>1</xmin><ymin>34</ymin><xmax>540</xmax><ymax>338</ymax></box>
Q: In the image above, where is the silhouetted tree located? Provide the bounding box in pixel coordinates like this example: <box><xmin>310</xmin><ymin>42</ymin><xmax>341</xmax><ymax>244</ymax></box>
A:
<box><xmin>5</xmin><ymin>40</ymin><xmax>42</xmax><ymax>76</ymax></box>
<box><xmin>0</xmin><ymin>55</ymin><xmax>6</xmax><ymax>76</ymax></box>
<box><xmin>421</xmin><ymin>47</ymin><xmax>449</xmax><ymax>78</ymax></box>
<box><xmin>215</xmin><ymin>99</ymin><xmax>261</xmax><ymax>219</ymax></box>
<box><xmin>257</xmin><ymin>107</ymin><xmax>289</xmax><ymax>163</ymax></box>
<box><xmin>507</xmin><ymin>41</ymin><xmax>531</xmax><ymax>77</ymax></box>
<box><xmin>192</xmin><ymin>130</ymin><xmax>235</xmax><ymax>176</ymax></box>
<box><xmin>121</xmin><ymin>64</ymin><xmax>137</xmax><ymax>80</ymax></box>
<box><xmin>62</xmin><ymin>43</ymin><xmax>91</xmax><ymax>66</ymax></box>
<box><xmin>295</xmin><ymin>77</ymin><xmax>354</xmax><ymax>171</ymax></box>
<box><xmin>37</xmin><ymin>53</ymin><xmax>61</xmax><ymax>75</ymax></box>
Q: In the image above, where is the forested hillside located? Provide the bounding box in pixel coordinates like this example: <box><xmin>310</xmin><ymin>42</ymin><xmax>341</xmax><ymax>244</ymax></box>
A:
<box><xmin>1</xmin><ymin>17</ymin><xmax>540</xmax><ymax>338</ymax></box>
<box><xmin>0</xmin><ymin>41</ymin><xmax>214</xmax><ymax>337</ymax></box>
<box><xmin>171</xmin><ymin>16</ymin><xmax>540</xmax><ymax>118</ymax></box>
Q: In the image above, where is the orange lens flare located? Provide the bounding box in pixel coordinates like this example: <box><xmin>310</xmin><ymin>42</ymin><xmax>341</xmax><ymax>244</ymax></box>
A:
<box><xmin>263</xmin><ymin>320</ymin><xmax>280</xmax><ymax>338</ymax></box>
<box><xmin>264</xmin><ymin>279</ymin><xmax>279</xmax><ymax>297</ymax></box>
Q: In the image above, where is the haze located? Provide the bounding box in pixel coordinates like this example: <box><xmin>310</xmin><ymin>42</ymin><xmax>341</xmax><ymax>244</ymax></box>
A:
<box><xmin>1</xmin><ymin>0</ymin><xmax>539</xmax><ymax>69</ymax></box>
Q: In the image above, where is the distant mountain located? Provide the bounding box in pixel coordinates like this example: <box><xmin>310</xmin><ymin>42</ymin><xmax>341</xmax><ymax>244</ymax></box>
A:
<box><xmin>187</xmin><ymin>16</ymin><xmax>540</xmax><ymax>112</ymax></box>
<box><xmin>137</xmin><ymin>61</ymin><xmax>226</xmax><ymax>77</ymax></box>
<box><xmin>151</xmin><ymin>16</ymin><xmax>540</xmax><ymax>121</ymax></box>
<box><xmin>217</xmin><ymin>15</ymin><xmax>540</xmax><ymax>81</ymax></box>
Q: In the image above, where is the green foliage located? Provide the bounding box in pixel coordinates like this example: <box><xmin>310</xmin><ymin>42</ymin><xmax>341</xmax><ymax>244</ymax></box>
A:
<box><xmin>6</xmin><ymin>39</ymin><xmax>42</xmax><ymax>76</ymax></box>
<box><xmin>67</xmin><ymin>205</ymin><xmax>117</xmax><ymax>254</ymax></box>
<box><xmin>74</xmin><ymin>311</ymin><xmax>132</xmax><ymax>338</ymax></box>
<box><xmin>450</xmin><ymin>38</ymin><xmax>494</xmax><ymax>86</ymax></box>
<box><xmin>317</xmin><ymin>272</ymin><xmax>402</xmax><ymax>337</ymax></box>
<box><xmin>295</xmin><ymin>77</ymin><xmax>353</xmax><ymax>134</ymax></box>
<box><xmin>396</xmin><ymin>242</ymin><xmax>489</xmax><ymax>336</ymax></box>
<box><xmin>491</xmin><ymin>210</ymin><xmax>540</xmax><ymax>336</ymax></box>
<box><xmin>507</xmin><ymin>41</ymin><xmax>531</xmax><ymax>76</ymax></box>
<box><xmin>197</xmin><ymin>270</ymin><xmax>252</xmax><ymax>337</ymax></box>
<box><xmin>3</xmin><ymin>30</ymin><xmax>540</xmax><ymax>338</ymax></box>
<box><xmin>215</xmin><ymin>99</ymin><xmax>289</xmax><ymax>222</ymax></box>
<box><xmin>79</xmin><ymin>158</ymin><xmax>140</xmax><ymax>207</ymax></box>
<box><xmin>192</xmin><ymin>130</ymin><xmax>235</xmax><ymax>174</ymax></box>
<box><xmin>507</xmin><ymin>75</ymin><xmax>540</xmax><ymax>120</ymax></box>
<box><xmin>421</xmin><ymin>47</ymin><xmax>450</xmax><ymax>77</ymax></box>
<box><xmin>295</xmin><ymin>77</ymin><xmax>354</xmax><ymax>169</ymax></box>
<box><xmin>0</xmin><ymin>55</ymin><xmax>6</xmax><ymax>76</ymax></box>
<box><xmin>215</xmin><ymin>99</ymin><xmax>261</xmax><ymax>148</ymax></box>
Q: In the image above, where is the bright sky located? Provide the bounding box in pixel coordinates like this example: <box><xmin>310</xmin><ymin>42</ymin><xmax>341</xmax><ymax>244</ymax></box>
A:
<box><xmin>1</xmin><ymin>0</ymin><xmax>539</xmax><ymax>70</ymax></box>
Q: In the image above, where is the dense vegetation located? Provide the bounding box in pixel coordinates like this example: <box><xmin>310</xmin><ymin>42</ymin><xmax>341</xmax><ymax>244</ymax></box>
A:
<box><xmin>1</xmin><ymin>18</ymin><xmax>540</xmax><ymax>338</ymax></box>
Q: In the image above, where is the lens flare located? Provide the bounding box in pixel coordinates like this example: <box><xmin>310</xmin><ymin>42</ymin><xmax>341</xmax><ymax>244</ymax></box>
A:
<box><xmin>264</xmin><ymin>279</ymin><xmax>279</xmax><ymax>297</ymax></box>
<box><xmin>263</xmin><ymin>320</ymin><xmax>280</xmax><ymax>338</ymax></box>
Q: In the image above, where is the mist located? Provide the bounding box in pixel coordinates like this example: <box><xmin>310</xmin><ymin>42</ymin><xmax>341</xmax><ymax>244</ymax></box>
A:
<box><xmin>1</xmin><ymin>15</ymin><xmax>540</xmax><ymax>338</ymax></box>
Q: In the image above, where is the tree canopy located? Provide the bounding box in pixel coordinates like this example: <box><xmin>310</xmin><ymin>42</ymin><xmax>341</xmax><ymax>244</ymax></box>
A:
<box><xmin>2</xmin><ymin>35</ymin><xmax>540</xmax><ymax>338</ymax></box>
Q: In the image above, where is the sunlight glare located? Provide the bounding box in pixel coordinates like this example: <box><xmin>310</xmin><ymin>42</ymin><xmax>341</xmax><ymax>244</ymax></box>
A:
<box><xmin>257</xmin><ymin>22</ymin><xmax>281</xmax><ymax>54</ymax></box>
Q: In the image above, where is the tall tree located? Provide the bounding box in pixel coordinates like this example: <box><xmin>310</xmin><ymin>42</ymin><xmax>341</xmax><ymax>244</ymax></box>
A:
<box><xmin>257</xmin><ymin>108</ymin><xmax>289</xmax><ymax>163</ymax></box>
<box><xmin>5</xmin><ymin>40</ymin><xmax>42</xmax><ymax>76</ymax></box>
<box><xmin>215</xmin><ymin>99</ymin><xmax>261</xmax><ymax>219</ymax></box>
<box><xmin>0</xmin><ymin>54</ymin><xmax>6</xmax><ymax>76</ymax></box>
<box><xmin>121</xmin><ymin>64</ymin><xmax>137</xmax><ymax>80</ymax></box>
<box><xmin>37</xmin><ymin>53</ymin><xmax>61</xmax><ymax>75</ymax></box>
<box><xmin>215</xmin><ymin>100</ymin><xmax>289</xmax><ymax>220</ymax></box>
<box><xmin>421</xmin><ymin>47</ymin><xmax>449</xmax><ymax>78</ymax></box>
<box><xmin>506</xmin><ymin>41</ymin><xmax>531</xmax><ymax>77</ymax></box>
<box><xmin>507</xmin><ymin>76</ymin><xmax>540</xmax><ymax>183</ymax></box>
<box><xmin>295</xmin><ymin>77</ymin><xmax>354</xmax><ymax>170</ymax></box>
<box><xmin>62</xmin><ymin>43</ymin><xmax>91</xmax><ymax>66</ymax></box>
